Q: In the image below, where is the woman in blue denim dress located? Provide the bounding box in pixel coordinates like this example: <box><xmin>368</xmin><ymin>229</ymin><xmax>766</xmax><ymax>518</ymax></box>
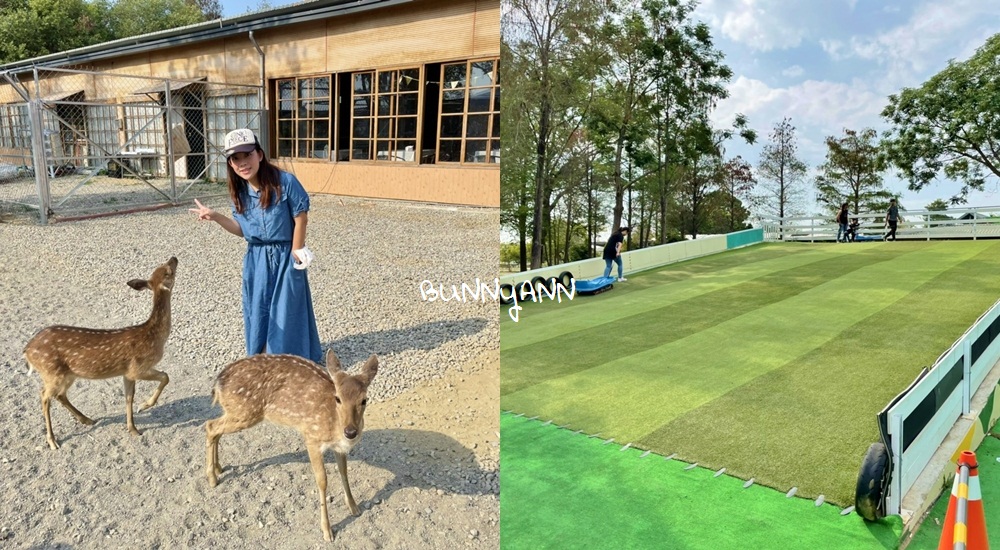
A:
<box><xmin>190</xmin><ymin>129</ymin><xmax>323</xmax><ymax>363</ymax></box>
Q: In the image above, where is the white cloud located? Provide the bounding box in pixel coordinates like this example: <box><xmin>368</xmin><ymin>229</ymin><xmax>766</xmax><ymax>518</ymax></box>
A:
<box><xmin>712</xmin><ymin>76</ymin><xmax>885</xmax><ymax>138</ymax></box>
<box><xmin>825</xmin><ymin>0</ymin><xmax>1000</xmax><ymax>91</ymax></box>
<box><xmin>781</xmin><ymin>65</ymin><xmax>804</xmax><ymax>77</ymax></box>
<box><xmin>697</xmin><ymin>0</ymin><xmax>812</xmax><ymax>52</ymax></box>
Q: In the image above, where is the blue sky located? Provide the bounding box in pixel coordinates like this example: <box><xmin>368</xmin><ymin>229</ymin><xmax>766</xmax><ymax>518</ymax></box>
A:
<box><xmin>219</xmin><ymin>0</ymin><xmax>291</xmax><ymax>18</ymax></box>
<box><xmin>696</xmin><ymin>0</ymin><xmax>1000</xmax><ymax>213</ymax></box>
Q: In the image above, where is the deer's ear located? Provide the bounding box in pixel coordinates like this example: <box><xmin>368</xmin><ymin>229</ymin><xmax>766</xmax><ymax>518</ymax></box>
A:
<box><xmin>325</xmin><ymin>349</ymin><xmax>342</xmax><ymax>373</ymax></box>
<box><xmin>127</xmin><ymin>279</ymin><xmax>150</xmax><ymax>291</ymax></box>
<box><xmin>358</xmin><ymin>354</ymin><xmax>379</xmax><ymax>385</ymax></box>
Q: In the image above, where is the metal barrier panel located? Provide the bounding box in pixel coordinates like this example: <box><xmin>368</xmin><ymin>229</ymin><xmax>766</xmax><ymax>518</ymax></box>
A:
<box><xmin>884</xmin><ymin>298</ymin><xmax>1000</xmax><ymax>515</ymax></box>
<box><xmin>727</xmin><ymin>227</ymin><xmax>764</xmax><ymax>249</ymax></box>
<box><xmin>0</xmin><ymin>67</ymin><xmax>264</xmax><ymax>222</ymax></box>
<box><xmin>499</xmin><ymin>233</ymin><xmax>738</xmax><ymax>287</ymax></box>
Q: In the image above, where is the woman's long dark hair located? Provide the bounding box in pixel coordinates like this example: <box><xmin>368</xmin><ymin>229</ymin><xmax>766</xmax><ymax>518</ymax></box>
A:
<box><xmin>227</xmin><ymin>146</ymin><xmax>282</xmax><ymax>214</ymax></box>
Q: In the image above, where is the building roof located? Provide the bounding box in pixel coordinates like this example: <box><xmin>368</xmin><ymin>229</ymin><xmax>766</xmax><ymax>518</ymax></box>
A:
<box><xmin>0</xmin><ymin>0</ymin><xmax>410</xmax><ymax>73</ymax></box>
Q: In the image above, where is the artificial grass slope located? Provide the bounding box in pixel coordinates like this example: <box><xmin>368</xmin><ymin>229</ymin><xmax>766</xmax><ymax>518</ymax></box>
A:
<box><xmin>501</xmin><ymin>241</ymin><xmax>1000</xmax><ymax>507</ymax></box>
<box><xmin>646</xmin><ymin>243</ymin><xmax>1000</xmax><ymax>506</ymax></box>
<box><xmin>501</xmin><ymin>245</ymin><xmax>910</xmax><ymax>396</ymax></box>
<box><xmin>500</xmin><ymin>413</ymin><xmax>903</xmax><ymax>550</ymax></box>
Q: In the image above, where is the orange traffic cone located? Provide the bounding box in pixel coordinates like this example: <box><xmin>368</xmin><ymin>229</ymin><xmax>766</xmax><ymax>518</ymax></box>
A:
<box><xmin>938</xmin><ymin>450</ymin><xmax>989</xmax><ymax>549</ymax></box>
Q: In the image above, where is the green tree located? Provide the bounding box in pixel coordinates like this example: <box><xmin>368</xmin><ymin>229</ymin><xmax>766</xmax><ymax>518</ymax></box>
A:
<box><xmin>758</xmin><ymin>117</ymin><xmax>808</xmax><ymax>225</ymax></box>
<box><xmin>107</xmin><ymin>0</ymin><xmax>203</xmax><ymax>39</ymax></box>
<box><xmin>815</xmin><ymin>127</ymin><xmax>893</xmax><ymax>215</ymax></box>
<box><xmin>586</xmin><ymin>0</ymin><xmax>658</xmax><ymax>236</ymax></box>
<box><xmin>925</xmin><ymin>198</ymin><xmax>952</xmax><ymax>222</ymax></box>
<box><xmin>881</xmin><ymin>33</ymin><xmax>1000</xmax><ymax>204</ymax></box>
<box><xmin>718</xmin><ymin>155</ymin><xmax>755</xmax><ymax>232</ymax></box>
<box><xmin>503</xmin><ymin>0</ymin><xmax>606</xmax><ymax>269</ymax></box>
<box><xmin>0</xmin><ymin>0</ymin><xmax>111</xmax><ymax>64</ymax></box>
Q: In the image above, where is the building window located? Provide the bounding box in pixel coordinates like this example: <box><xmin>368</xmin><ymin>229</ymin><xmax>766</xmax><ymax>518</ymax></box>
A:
<box><xmin>0</xmin><ymin>103</ymin><xmax>30</xmax><ymax>149</ymax></box>
<box><xmin>351</xmin><ymin>67</ymin><xmax>420</xmax><ymax>162</ymax></box>
<box><xmin>438</xmin><ymin>58</ymin><xmax>499</xmax><ymax>165</ymax></box>
<box><xmin>276</xmin><ymin>76</ymin><xmax>331</xmax><ymax>160</ymax></box>
<box><xmin>84</xmin><ymin>103</ymin><xmax>120</xmax><ymax>168</ymax></box>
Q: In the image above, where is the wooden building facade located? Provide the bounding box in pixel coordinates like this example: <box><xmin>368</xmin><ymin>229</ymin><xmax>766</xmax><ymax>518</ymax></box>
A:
<box><xmin>0</xmin><ymin>0</ymin><xmax>500</xmax><ymax>207</ymax></box>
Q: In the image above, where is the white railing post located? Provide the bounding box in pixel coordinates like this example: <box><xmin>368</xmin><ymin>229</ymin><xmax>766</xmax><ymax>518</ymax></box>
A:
<box><xmin>889</xmin><ymin>412</ymin><xmax>904</xmax><ymax>516</ymax></box>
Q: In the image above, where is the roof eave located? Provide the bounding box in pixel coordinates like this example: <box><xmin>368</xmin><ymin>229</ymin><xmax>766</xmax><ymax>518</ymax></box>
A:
<box><xmin>0</xmin><ymin>0</ymin><xmax>412</xmax><ymax>74</ymax></box>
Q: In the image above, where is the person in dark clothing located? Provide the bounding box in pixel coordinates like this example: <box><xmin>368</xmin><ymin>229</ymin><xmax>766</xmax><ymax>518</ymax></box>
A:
<box><xmin>602</xmin><ymin>226</ymin><xmax>630</xmax><ymax>281</ymax></box>
<box><xmin>847</xmin><ymin>218</ymin><xmax>860</xmax><ymax>242</ymax></box>
<box><xmin>836</xmin><ymin>203</ymin><xmax>849</xmax><ymax>243</ymax></box>
<box><xmin>884</xmin><ymin>199</ymin><xmax>900</xmax><ymax>241</ymax></box>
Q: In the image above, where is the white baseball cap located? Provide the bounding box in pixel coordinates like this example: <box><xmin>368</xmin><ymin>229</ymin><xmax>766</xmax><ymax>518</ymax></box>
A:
<box><xmin>224</xmin><ymin>129</ymin><xmax>259</xmax><ymax>158</ymax></box>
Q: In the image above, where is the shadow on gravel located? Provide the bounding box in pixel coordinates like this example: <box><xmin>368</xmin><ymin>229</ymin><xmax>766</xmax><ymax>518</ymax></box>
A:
<box><xmin>323</xmin><ymin>318</ymin><xmax>490</xmax><ymax>365</ymax></box>
<box><xmin>227</xmin><ymin>428</ymin><xmax>494</xmax><ymax>532</ymax></box>
<box><xmin>65</xmin><ymin>395</ymin><xmax>216</xmax><ymax>444</ymax></box>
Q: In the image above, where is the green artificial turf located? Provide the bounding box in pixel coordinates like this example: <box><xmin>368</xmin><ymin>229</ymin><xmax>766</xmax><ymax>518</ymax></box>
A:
<box><xmin>501</xmin><ymin>241</ymin><xmax>1000</xmax><ymax>507</ymax></box>
<box><xmin>500</xmin><ymin>413</ymin><xmax>904</xmax><ymax>550</ymax></box>
<box><xmin>906</xmin><ymin>434</ymin><xmax>1000</xmax><ymax>549</ymax></box>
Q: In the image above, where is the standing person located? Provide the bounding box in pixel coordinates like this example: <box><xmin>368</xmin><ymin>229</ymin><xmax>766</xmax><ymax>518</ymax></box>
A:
<box><xmin>189</xmin><ymin>129</ymin><xmax>323</xmax><ymax>363</ymax></box>
<box><xmin>836</xmin><ymin>203</ymin><xmax>849</xmax><ymax>243</ymax></box>
<box><xmin>884</xmin><ymin>198</ymin><xmax>900</xmax><ymax>241</ymax></box>
<box><xmin>602</xmin><ymin>226</ymin><xmax>630</xmax><ymax>282</ymax></box>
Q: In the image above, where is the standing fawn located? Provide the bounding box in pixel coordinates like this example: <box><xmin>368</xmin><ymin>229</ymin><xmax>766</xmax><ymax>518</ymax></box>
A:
<box><xmin>23</xmin><ymin>256</ymin><xmax>178</xmax><ymax>450</ymax></box>
<box><xmin>205</xmin><ymin>349</ymin><xmax>378</xmax><ymax>542</ymax></box>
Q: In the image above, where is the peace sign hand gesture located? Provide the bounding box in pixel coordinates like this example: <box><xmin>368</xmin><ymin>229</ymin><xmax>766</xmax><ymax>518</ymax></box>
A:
<box><xmin>189</xmin><ymin>198</ymin><xmax>215</xmax><ymax>221</ymax></box>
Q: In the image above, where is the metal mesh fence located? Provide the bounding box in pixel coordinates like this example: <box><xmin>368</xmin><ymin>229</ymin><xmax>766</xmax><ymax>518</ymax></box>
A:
<box><xmin>0</xmin><ymin>67</ymin><xmax>263</xmax><ymax>223</ymax></box>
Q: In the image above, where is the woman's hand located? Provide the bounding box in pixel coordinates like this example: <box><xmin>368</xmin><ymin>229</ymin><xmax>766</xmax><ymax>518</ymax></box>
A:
<box><xmin>189</xmin><ymin>198</ymin><xmax>215</xmax><ymax>221</ymax></box>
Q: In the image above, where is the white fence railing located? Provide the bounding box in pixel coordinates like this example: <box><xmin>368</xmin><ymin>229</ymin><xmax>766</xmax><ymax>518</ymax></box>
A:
<box><xmin>760</xmin><ymin>206</ymin><xmax>1000</xmax><ymax>242</ymax></box>
<box><xmin>881</xmin><ymin>298</ymin><xmax>1000</xmax><ymax>515</ymax></box>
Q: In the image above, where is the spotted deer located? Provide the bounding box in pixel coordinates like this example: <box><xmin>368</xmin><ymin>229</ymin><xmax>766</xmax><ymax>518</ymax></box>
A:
<box><xmin>23</xmin><ymin>256</ymin><xmax>178</xmax><ymax>450</ymax></box>
<box><xmin>205</xmin><ymin>349</ymin><xmax>378</xmax><ymax>542</ymax></box>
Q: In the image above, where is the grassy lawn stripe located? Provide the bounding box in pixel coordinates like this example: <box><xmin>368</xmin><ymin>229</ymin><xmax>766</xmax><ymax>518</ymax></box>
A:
<box><xmin>501</xmin><ymin>242</ymin><xmax>988</xmax><ymax>445</ymax></box>
<box><xmin>501</xmin><ymin>244</ymin><xmax>913</xmax><ymax>397</ymax></box>
<box><xmin>501</xmin><ymin>243</ymin><xmax>857</xmax><ymax>350</ymax></box>
<box><xmin>500</xmin><ymin>413</ymin><xmax>904</xmax><ymax>550</ymax></box>
<box><xmin>639</xmin><ymin>241</ymin><xmax>1000</xmax><ymax>505</ymax></box>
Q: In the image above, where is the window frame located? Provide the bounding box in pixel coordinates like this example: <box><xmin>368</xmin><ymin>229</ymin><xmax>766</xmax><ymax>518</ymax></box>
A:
<box><xmin>436</xmin><ymin>57</ymin><xmax>500</xmax><ymax>167</ymax></box>
<box><xmin>274</xmin><ymin>75</ymin><xmax>333</xmax><ymax>161</ymax></box>
<box><xmin>349</xmin><ymin>65</ymin><xmax>423</xmax><ymax>163</ymax></box>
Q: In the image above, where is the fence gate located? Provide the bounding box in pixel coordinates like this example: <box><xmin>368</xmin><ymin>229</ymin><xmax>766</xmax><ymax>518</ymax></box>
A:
<box><xmin>0</xmin><ymin>67</ymin><xmax>263</xmax><ymax>223</ymax></box>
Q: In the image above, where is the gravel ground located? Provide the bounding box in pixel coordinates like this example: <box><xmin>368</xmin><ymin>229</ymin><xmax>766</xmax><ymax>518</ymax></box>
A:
<box><xmin>0</xmin><ymin>194</ymin><xmax>500</xmax><ymax>549</ymax></box>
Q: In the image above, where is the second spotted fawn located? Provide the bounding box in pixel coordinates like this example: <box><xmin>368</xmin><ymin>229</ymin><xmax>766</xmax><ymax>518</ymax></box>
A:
<box><xmin>205</xmin><ymin>349</ymin><xmax>378</xmax><ymax>542</ymax></box>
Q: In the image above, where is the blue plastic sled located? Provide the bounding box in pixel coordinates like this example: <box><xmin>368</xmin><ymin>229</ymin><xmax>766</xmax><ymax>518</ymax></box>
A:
<box><xmin>855</xmin><ymin>234</ymin><xmax>883</xmax><ymax>242</ymax></box>
<box><xmin>575</xmin><ymin>276</ymin><xmax>616</xmax><ymax>295</ymax></box>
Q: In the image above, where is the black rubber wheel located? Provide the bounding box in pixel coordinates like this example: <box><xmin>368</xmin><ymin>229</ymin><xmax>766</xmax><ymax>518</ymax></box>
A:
<box><xmin>499</xmin><ymin>283</ymin><xmax>514</xmax><ymax>305</ymax></box>
<box><xmin>530</xmin><ymin>276</ymin><xmax>553</xmax><ymax>295</ymax></box>
<box><xmin>855</xmin><ymin>442</ymin><xmax>890</xmax><ymax>521</ymax></box>
<box><xmin>557</xmin><ymin>271</ymin><xmax>574</xmax><ymax>289</ymax></box>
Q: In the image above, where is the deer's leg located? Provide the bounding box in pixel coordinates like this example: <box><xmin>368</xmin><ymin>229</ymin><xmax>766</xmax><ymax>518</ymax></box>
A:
<box><xmin>307</xmin><ymin>444</ymin><xmax>334</xmax><ymax>542</ymax></box>
<box><xmin>123</xmin><ymin>378</ymin><xmax>141</xmax><ymax>436</ymax></box>
<box><xmin>56</xmin><ymin>394</ymin><xmax>94</xmax><ymax>425</ymax></box>
<box><xmin>335</xmin><ymin>451</ymin><xmax>360</xmax><ymax>517</ymax></box>
<box><xmin>41</xmin><ymin>385</ymin><xmax>59</xmax><ymax>450</ymax></box>
<box><xmin>205</xmin><ymin>418</ymin><xmax>224</xmax><ymax>487</ymax></box>
<box><xmin>137</xmin><ymin>369</ymin><xmax>169</xmax><ymax>411</ymax></box>
<box><xmin>204</xmin><ymin>415</ymin><xmax>255</xmax><ymax>487</ymax></box>
<box><xmin>52</xmin><ymin>374</ymin><xmax>92</xmax><ymax>425</ymax></box>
